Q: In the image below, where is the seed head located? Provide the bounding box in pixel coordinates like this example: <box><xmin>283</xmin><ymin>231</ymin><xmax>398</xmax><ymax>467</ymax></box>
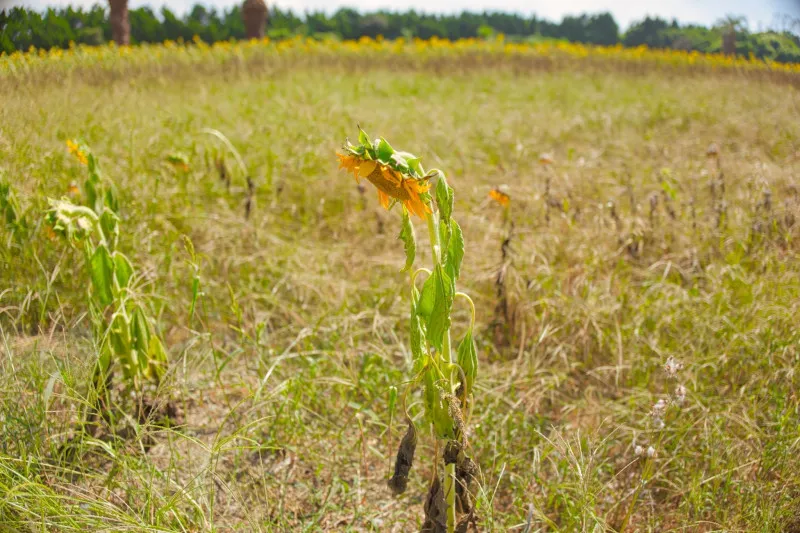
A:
<box><xmin>664</xmin><ymin>356</ymin><xmax>683</xmax><ymax>378</ymax></box>
<box><xmin>652</xmin><ymin>398</ymin><xmax>668</xmax><ymax>418</ymax></box>
<box><xmin>674</xmin><ymin>384</ymin><xmax>687</xmax><ymax>406</ymax></box>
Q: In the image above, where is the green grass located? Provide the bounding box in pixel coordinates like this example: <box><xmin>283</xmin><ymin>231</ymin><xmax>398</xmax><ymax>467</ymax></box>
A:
<box><xmin>1</xmin><ymin>62</ymin><xmax>799</xmax><ymax>531</ymax></box>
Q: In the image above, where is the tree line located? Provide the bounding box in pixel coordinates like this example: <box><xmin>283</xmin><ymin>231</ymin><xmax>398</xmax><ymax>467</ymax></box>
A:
<box><xmin>2</xmin><ymin>4</ymin><xmax>799</xmax><ymax>64</ymax></box>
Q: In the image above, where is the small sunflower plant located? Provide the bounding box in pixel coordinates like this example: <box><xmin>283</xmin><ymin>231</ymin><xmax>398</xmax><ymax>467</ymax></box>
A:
<box><xmin>46</xmin><ymin>140</ymin><xmax>167</xmax><ymax>432</ymax></box>
<box><xmin>338</xmin><ymin>128</ymin><xmax>479</xmax><ymax>532</ymax></box>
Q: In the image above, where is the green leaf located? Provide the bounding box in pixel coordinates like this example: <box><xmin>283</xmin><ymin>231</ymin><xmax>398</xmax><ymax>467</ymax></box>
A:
<box><xmin>404</xmin><ymin>155</ymin><xmax>423</xmax><ymax>177</ymax></box>
<box><xmin>130</xmin><ymin>306</ymin><xmax>151</xmax><ymax>369</ymax></box>
<box><xmin>108</xmin><ymin>312</ymin><xmax>134</xmax><ymax>379</ymax></box>
<box><xmin>398</xmin><ymin>208</ymin><xmax>415</xmax><ymax>272</ymax></box>
<box><xmin>113</xmin><ymin>252</ymin><xmax>134</xmax><ymax>289</ymax></box>
<box><xmin>426</xmin><ymin>265</ymin><xmax>454</xmax><ymax>353</ymax></box>
<box><xmin>99</xmin><ymin>209</ymin><xmax>119</xmax><ymax>250</ymax></box>
<box><xmin>418</xmin><ymin>273</ymin><xmax>436</xmax><ymax>319</ymax></box>
<box><xmin>424</xmin><ymin>368</ymin><xmax>455</xmax><ymax>440</ymax></box>
<box><xmin>409</xmin><ymin>287</ymin><xmax>426</xmax><ymax>372</ymax></box>
<box><xmin>391</xmin><ymin>151</ymin><xmax>409</xmax><ymax>168</ymax></box>
<box><xmin>456</xmin><ymin>327</ymin><xmax>478</xmax><ymax>396</ymax></box>
<box><xmin>84</xmin><ymin>177</ymin><xmax>99</xmax><ymax>214</ymax></box>
<box><xmin>90</xmin><ymin>245</ymin><xmax>115</xmax><ymax>307</ymax></box>
<box><xmin>97</xmin><ymin>344</ymin><xmax>112</xmax><ymax>373</ymax></box>
<box><xmin>445</xmin><ymin>218</ymin><xmax>464</xmax><ymax>281</ymax></box>
<box><xmin>438</xmin><ymin>218</ymin><xmax>450</xmax><ymax>264</ymax></box>
<box><xmin>377</xmin><ymin>138</ymin><xmax>394</xmax><ymax>163</ymax></box>
<box><xmin>104</xmin><ymin>187</ymin><xmax>119</xmax><ymax>214</ymax></box>
<box><xmin>435</xmin><ymin>173</ymin><xmax>454</xmax><ymax>223</ymax></box>
<box><xmin>358</xmin><ymin>127</ymin><xmax>371</xmax><ymax>148</ymax></box>
<box><xmin>146</xmin><ymin>336</ymin><xmax>168</xmax><ymax>381</ymax></box>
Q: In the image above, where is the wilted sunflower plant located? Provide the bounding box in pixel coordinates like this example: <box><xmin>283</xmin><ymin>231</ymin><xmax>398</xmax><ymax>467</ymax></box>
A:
<box><xmin>47</xmin><ymin>140</ymin><xmax>167</xmax><ymax>432</ymax></box>
<box><xmin>338</xmin><ymin>129</ymin><xmax>479</xmax><ymax>532</ymax></box>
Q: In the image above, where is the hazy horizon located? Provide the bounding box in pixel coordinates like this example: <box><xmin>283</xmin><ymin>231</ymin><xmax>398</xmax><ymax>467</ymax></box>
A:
<box><xmin>2</xmin><ymin>0</ymin><xmax>799</xmax><ymax>31</ymax></box>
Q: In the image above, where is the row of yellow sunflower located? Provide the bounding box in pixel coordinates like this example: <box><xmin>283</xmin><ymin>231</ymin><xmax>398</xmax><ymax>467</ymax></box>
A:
<box><xmin>3</xmin><ymin>36</ymin><xmax>799</xmax><ymax>78</ymax></box>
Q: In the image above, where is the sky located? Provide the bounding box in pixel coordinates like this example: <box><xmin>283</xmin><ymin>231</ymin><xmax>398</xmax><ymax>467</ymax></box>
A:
<box><xmin>2</xmin><ymin>0</ymin><xmax>799</xmax><ymax>31</ymax></box>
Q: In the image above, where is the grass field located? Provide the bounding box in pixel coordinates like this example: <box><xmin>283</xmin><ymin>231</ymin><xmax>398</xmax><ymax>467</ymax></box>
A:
<box><xmin>2</xmin><ymin>49</ymin><xmax>800</xmax><ymax>532</ymax></box>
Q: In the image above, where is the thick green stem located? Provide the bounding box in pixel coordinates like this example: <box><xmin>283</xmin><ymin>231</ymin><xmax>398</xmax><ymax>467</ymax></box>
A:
<box><xmin>425</xmin><ymin>208</ymin><xmax>457</xmax><ymax>533</ymax></box>
<box><xmin>445</xmin><ymin>462</ymin><xmax>457</xmax><ymax>532</ymax></box>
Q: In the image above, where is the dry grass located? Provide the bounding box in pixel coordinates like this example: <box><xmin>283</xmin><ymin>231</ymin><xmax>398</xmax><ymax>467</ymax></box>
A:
<box><xmin>1</xmin><ymin>59</ymin><xmax>799</xmax><ymax>531</ymax></box>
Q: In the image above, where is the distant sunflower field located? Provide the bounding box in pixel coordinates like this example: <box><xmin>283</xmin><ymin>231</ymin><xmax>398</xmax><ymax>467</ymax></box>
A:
<box><xmin>2</xmin><ymin>36</ymin><xmax>799</xmax><ymax>83</ymax></box>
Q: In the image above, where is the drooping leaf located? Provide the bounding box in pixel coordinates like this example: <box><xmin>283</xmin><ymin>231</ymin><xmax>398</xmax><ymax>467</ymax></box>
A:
<box><xmin>398</xmin><ymin>207</ymin><xmax>415</xmax><ymax>272</ymax></box>
<box><xmin>108</xmin><ymin>312</ymin><xmax>134</xmax><ymax>379</ymax></box>
<box><xmin>89</xmin><ymin>245</ymin><xmax>115</xmax><ymax>307</ymax></box>
<box><xmin>387</xmin><ymin>417</ymin><xmax>417</xmax><ymax>495</ymax></box>
<box><xmin>99</xmin><ymin>209</ymin><xmax>119</xmax><ymax>250</ymax></box>
<box><xmin>438</xmin><ymin>218</ymin><xmax>450</xmax><ymax>265</ymax></box>
<box><xmin>113</xmin><ymin>252</ymin><xmax>134</xmax><ymax>289</ymax></box>
<box><xmin>104</xmin><ymin>187</ymin><xmax>119</xmax><ymax>214</ymax></box>
<box><xmin>435</xmin><ymin>172</ymin><xmax>454</xmax><ymax>223</ymax></box>
<box><xmin>424</xmin><ymin>367</ymin><xmax>455</xmax><ymax>440</ymax></box>
<box><xmin>410</xmin><ymin>286</ymin><xmax>427</xmax><ymax>372</ymax></box>
<box><xmin>130</xmin><ymin>306</ymin><xmax>151</xmax><ymax>372</ymax></box>
<box><xmin>84</xmin><ymin>177</ymin><xmax>99</xmax><ymax>215</ymax></box>
<box><xmin>418</xmin><ymin>272</ymin><xmax>436</xmax><ymax>319</ymax></box>
<box><xmin>445</xmin><ymin>218</ymin><xmax>464</xmax><ymax>281</ymax></box>
<box><xmin>146</xmin><ymin>335</ymin><xmax>168</xmax><ymax>381</ymax></box>
<box><xmin>456</xmin><ymin>327</ymin><xmax>478</xmax><ymax>396</ymax></box>
<box><xmin>426</xmin><ymin>265</ymin><xmax>454</xmax><ymax>353</ymax></box>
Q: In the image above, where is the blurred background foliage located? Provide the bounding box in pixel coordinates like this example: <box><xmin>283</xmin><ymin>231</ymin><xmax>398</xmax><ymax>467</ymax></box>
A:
<box><xmin>2</xmin><ymin>6</ymin><xmax>799</xmax><ymax>64</ymax></box>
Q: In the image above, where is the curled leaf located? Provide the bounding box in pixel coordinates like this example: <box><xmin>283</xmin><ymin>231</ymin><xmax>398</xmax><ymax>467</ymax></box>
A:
<box><xmin>387</xmin><ymin>418</ymin><xmax>417</xmax><ymax>495</ymax></box>
<box><xmin>456</xmin><ymin>328</ymin><xmax>477</xmax><ymax>397</ymax></box>
<box><xmin>435</xmin><ymin>172</ymin><xmax>454</xmax><ymax>223</ymax></box>
<box><xmin>398</xmin><ymin>207</ymin><xmax>415</xmax><ymax>272</ymax></box>
<box><xmin>446</xmin><ymin>218</ymin><xmax>464</xmax><ymax>281</ymax></box>
<box><xmin>421</xmin><ymin>475</ymin><xmax>447</xmax><ymax>533</ymax></box>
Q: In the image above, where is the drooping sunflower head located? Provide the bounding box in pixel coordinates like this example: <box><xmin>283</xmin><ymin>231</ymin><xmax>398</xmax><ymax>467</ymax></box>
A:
<box><xmin>337</xmin><ymin>128</ymin><xmax>433</xmax><ymax>218</ymax></box>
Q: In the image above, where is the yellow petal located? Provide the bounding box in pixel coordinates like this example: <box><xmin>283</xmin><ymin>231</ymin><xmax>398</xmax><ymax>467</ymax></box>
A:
<box><xmin>358</xmin><ymin>160</ymin><xmax>378</xmax><ymax>179</ymax></box>
<box><xmin>377</xmin><ymin>189</ymin><xmax>390</xmax><ymax>209</ymax></box>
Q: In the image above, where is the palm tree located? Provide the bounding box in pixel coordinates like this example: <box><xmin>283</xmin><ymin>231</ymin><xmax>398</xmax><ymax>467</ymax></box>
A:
<box><xmin>108</xmin><ymin>0</ymin><xmax>130</xmax><ymax>45</ymax></box>
<box><xmin>242</xmin><ymin>0</ymin><xmax>268</xmax><ymax>40</ymax></box>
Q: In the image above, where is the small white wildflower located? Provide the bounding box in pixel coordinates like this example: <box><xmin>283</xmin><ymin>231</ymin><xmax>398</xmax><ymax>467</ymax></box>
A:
<box><xmin>634</xmin><ymin>445</ymin><xmax>644</xmax><ymax>456</ymax></box>
<box><xmin>652</xmin><ymin>398</ymin><xmax>668</xmax><ymax>418</ymax></box>
<box><xmin>674</xmin><ymin>384</ymin><xmax>687</xmax><ymax>406</ymax></box>
<box><xmin>646</xmin><ymin>446</ymin><xmax>656</xmax><ymax>458</ymax></box>
<box><xmin>664</xmin><ymin>356</ymin><xmax>683</xmax><ymax>378</ymax></box>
